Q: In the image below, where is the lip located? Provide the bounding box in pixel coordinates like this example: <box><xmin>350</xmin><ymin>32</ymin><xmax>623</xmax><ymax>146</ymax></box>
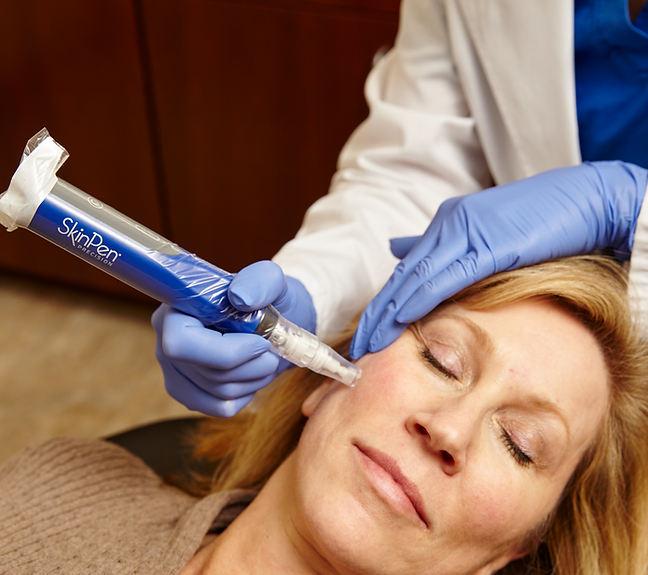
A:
<box><xmin>355</xmin><ymin>443</ymin><xmax>429</xmax><ymax>529</ymax></box>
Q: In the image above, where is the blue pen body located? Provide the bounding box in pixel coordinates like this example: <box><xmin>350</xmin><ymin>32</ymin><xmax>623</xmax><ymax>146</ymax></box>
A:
<box><xmin>27</xmin><ymin>179</ymin><xmax>264</xmax><ymax>334</ymax></box>
<box><xmin>0</xmin><ymin>129</ymin><xmax>362</xmax><ymax>387</ymax></box>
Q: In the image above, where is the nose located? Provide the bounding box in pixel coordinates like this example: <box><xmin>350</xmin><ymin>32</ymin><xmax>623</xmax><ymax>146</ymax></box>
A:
<box><xmin>406</xmin><ymin>401</ymin><xmax>478</xmax><ymax>475</ymax></box>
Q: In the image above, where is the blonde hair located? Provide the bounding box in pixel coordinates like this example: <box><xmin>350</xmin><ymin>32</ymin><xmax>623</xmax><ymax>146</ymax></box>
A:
<box><xmin>191</xmin><ymin>256</ymin><xmax>648</xmax><ymax>575</ymax></box>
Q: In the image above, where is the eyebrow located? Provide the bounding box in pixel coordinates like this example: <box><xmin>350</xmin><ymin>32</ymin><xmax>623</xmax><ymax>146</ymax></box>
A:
<box><xmin>431</xmin><ymin>313</ymin><xmax>572</xmax><ymax>437</ymax></box>
<box><xmin>433</xmin><ymin>313</ymin><xmax>496</xmax><ymax>357</ymax></box>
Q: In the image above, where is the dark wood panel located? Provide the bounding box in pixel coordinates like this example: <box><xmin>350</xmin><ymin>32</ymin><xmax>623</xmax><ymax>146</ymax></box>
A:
<box><xmin>0</xmin><ymin>1</ymin><xmax>162</xmax><ymax>300</ymax></box>
<box><xmin>145</xmin><ymin>0</ymin><xmax>399</xmax><ymax>274</ymax></box>
<box><xmin>205</xmin><ymin>0</ymin><xmax>400</xmax><ymax>21</ymax></box>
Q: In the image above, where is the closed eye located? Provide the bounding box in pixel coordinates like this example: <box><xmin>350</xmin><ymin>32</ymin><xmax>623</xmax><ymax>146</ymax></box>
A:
<box><xmin>421</xmin><ymin>348</ymin><xmax>458</xmax><ymax>380</ymax></box>
<box><xmin>500</xmin><ymin>428</ymin><xmax>533</xmax><ymax>467</ymax></box>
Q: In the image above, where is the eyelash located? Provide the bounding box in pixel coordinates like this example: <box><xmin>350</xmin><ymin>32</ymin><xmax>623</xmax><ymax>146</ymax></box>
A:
<box><xmin>421</xmin><ymin>348</ymin><xmax>457</xmax><ymax>380</ymax></box>
<box><xmin>500</xmin><ymin>429</ymin><xmax>533</xmax><ymax>467</ymax></box>
<box><xmin>423</xmin><ymin>346</ymin><xmax>534</xmax><ymax>468</ymax></box>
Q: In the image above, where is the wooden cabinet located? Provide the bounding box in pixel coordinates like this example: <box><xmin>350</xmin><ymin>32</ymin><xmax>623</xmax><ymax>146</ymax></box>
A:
<box><xmin>0</xmin><ymin>1</ymin><xmax>162</xmax><ymax>299</ymax></box>
<box><xmin>0</xmin><ymin>0</ymin><xmax>399</xmax><ymax>301</ymax></box>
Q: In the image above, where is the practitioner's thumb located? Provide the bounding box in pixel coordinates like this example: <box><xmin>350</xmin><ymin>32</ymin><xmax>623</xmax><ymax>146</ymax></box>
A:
<box><xmin>228</xmin><ymin>260</ymin><xmax>286</xmax><ymax>312</ymax></box>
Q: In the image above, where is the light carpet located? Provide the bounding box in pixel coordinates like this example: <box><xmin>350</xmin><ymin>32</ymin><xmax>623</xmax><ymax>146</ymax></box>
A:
<box><xmin>0</xmin><ymin>273</ymin><xmax>199</xmax><ymax>463</ymax></box>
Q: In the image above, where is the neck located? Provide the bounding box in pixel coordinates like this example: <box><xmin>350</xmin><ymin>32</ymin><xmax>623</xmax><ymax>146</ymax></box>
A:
<box><xmin>196</xmin><ymin>454</ymin><xmax>340</xmax><ymax>575</ymax></box>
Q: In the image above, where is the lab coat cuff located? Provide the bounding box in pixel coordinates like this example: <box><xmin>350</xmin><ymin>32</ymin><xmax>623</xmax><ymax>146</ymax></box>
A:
<box><xmin>628</xmin><ymin>179</ymin><xmax>648</xmax><ymax>330</ymax></box>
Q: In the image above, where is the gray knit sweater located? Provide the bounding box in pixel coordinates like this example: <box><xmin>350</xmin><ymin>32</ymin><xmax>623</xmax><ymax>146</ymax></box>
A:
<box><xmin>0</xmin><ymin>437</ymin><xmax>255</xmax><ymax>574</ymax></box>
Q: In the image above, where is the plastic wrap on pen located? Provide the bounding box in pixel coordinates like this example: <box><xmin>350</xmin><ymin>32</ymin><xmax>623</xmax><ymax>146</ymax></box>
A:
<box><xmin>0</xmin><ymin>129</ymin><xmax>361</xmax><ymax>387</ymax></box>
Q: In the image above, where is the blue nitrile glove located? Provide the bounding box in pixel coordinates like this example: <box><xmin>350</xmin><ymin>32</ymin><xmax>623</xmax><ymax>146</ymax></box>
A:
<box><xmin>152</xmin><ymin>260</ymin><xmax>316</xmax><ymax>417</ymax></box>
<box><xmin>350</xmin><ymin>161</ymin><xmax>648</xmax><ymax>359</ymax></box>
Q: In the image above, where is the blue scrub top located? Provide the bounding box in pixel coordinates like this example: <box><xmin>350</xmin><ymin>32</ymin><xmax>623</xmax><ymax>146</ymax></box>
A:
<box><xmin>575</xmin><ymin>0</ymin><xmax>648</xmax><ymax>168</ymax></box>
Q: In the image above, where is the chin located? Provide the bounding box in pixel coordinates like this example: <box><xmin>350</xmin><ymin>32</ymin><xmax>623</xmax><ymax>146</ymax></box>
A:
<box><xmin>295</xmin><ymin>485</ymin><xmax>430</xmax><ymax>575</ymax></box>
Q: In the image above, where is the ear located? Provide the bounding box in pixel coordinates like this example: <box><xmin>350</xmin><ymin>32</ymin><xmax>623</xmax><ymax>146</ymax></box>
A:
<box><xmin>301</xmin><ymin>381</ymin><xmax>336</xmax><ymax>417</ymax></box>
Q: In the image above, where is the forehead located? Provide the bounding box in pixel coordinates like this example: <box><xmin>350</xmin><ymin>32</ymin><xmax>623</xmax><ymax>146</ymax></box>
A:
<box><xmin>419</xmin><ymin>299</ymin><xmax>610</xmax><ymax>448</ymax></box>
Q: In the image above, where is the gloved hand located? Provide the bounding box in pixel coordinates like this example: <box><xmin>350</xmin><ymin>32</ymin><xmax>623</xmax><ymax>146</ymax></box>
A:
<box><xmin>152</xmin><ymin>260</ymin><xmax>316</xmax><ymax>417</ymax></box>
<box><xmin>350</xmin><ymin>161</ymin><xmax>648</xmax><ymax>359</ymax></box>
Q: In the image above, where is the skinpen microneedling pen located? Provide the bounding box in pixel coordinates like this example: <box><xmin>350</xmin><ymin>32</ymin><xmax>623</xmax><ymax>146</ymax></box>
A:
<box><xmin>0</xmin><ymin>129</ymin><xmax>361</xmax><ymax>387</ymax></box>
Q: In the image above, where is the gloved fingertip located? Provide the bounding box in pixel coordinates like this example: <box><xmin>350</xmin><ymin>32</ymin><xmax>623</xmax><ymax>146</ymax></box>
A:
<box><xmin>368</xmin><ymin>322</ymin><xmax>405</xmax><ymax>354</ymax></box>
<box><xmin>349</xmin><ymin>312</ymin><xmax>374</xmax><ymax>359</ymax></box>
<box><xmin>390</xmin><ymin>236</ymin><xmax>419</xmax><ymax>259</ymax></box>
<box><xmin>230</xmin><ymin>260</ymin><xmax>286</xmax><ymax>311</ymax></box>
<box><xmin>228</xmin><ymin>290</ymin><xmax>249</xmax><ymax>309</ymax></box>
<box><xmin>349</xmin><ymin>333</ymin><xmax>366</xmax><ymax>361</ymax></box>
<box><xmin>396</xmin><ymin>301</ymin><xmax>428</xmax><ymax>324</ymax></box>
<box><xmin>215</xmin><ymin>393</ymin><xmax>256</xmax><ymax>418</ymax></box>
<box><xmin>151</xmin><ymin>305</ymin><xmax>164</xmax><ymax>328</ymax></box>
<box><xmin>367</xmin><ymin>324</ymin><xmax>384</xmax><ymax>353</ymax></box>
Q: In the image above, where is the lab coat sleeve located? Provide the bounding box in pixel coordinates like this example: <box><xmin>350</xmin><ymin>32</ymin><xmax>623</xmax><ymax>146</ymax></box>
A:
<box><xmin>273</xmin><ymin>0</ymin><xmax>492</xmax><ymax>340</ymax></box>
<box><xmin>628</xmin><ymin>178</ymin><xmax>648</xmax><ymax>331</ymax></box>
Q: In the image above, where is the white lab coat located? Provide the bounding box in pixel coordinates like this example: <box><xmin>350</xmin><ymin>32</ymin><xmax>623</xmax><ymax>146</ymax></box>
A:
<box><xmin>273</xmin><ymin>0</ymin><xmax>648</xmax><ymax>339</ymax></box>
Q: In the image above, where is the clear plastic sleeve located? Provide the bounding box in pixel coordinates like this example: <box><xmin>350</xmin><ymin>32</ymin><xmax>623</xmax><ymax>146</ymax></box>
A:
<box><xmin>0</xmin><ymin>129</ymin><xmax>362</xmax><ymax>386</ymax></box>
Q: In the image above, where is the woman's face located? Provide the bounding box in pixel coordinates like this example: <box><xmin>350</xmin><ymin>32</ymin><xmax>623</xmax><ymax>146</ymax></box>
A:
<box><xmin>288</xmin><ymin>299</ymin><xmax>609</xmax><ymax>575</ymax></box>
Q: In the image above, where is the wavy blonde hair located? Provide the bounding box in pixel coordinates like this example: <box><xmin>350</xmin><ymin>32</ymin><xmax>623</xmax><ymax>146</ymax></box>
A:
<box><xmin>190</xmin><ymin>255</ymin><xmax>648</xmax><ymax>575</ymax></box>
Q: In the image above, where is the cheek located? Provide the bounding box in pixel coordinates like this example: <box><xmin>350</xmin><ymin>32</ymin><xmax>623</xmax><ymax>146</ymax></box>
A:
<box><xmin>457</xmin><ymin>463</ymin><xmax>559</xmax><ymax>549</ymax></box>
<box><xmin>296</xmin><ymin>348</ymin><xmax>417</xmax><ymax>486</ymax></box>
<box><xmin>465</xmin><ymin>475</ymin><xmax>520</xmax><ymax>531</ymax></box>
<box><xmin>351</xmin><ymin>347</ymin><xmax>417</xmax><ymax>407</ymax></box>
